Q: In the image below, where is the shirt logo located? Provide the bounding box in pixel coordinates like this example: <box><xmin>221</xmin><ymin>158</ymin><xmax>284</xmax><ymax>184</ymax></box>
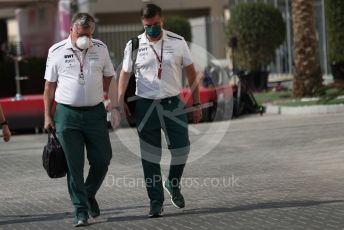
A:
<box><xmin>138</xmin><ymin>47</ymin><xmax>149</xmax><ymax>58</ymax></box>
<box><xmin>88</xmin><ymin>52</ymin><xmax>100</xmax><ymax>60</ymax></box>
<box><xmin>64</xmin><ymin>54</ymin><xmax>75</xmax><ymax>63</ymax></box>
<box><xmin>64</xmin><ymin>54</ymin><xmax>74</xmax><ymax>59</ymax></box>
<box><xmin>138</xmin><ymin>47</ymin><xmax>148</xmax><ymax>52</ymax></box>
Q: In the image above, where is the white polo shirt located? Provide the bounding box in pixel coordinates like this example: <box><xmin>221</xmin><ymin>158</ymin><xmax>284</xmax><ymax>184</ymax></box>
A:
<box><xmin>44</xmin><ymin>36</ymin><xmax>115</xmax><ymax>107</ymax></box>
<box><xmin>122</xmin><ymin>29</ymin><xmax>193</xmax><ymax>99</ymax></box>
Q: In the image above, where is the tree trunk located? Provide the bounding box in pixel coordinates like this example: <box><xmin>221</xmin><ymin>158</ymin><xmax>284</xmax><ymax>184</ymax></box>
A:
<box><xmin>292</xmin><ymin>0</ymin><xmax>323</xmax><ymax>97</ymax></box>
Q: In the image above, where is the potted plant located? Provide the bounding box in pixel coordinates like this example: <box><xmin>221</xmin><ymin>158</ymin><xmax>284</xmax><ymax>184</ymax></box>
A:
<box><xmin>226</xmin><ymin>2</ymin><xmax>286</xmax><ymax>91</ymax></box>
<box><xmin>325</xmin><ymin>0</ymin><xmax>344</xmax><ymax>83</ymax></box>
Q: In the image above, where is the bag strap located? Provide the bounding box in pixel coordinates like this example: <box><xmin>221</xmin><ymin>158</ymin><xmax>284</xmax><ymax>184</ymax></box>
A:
<box><xmin>131</xmin><ymin>36</ymin><xmax>139</xmax><ymax>73</ymax></box>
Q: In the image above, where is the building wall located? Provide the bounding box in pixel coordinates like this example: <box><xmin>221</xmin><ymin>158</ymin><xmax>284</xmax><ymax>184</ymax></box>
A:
<box><xmin>94</xmin><ymin>9</ymin><xmax>210</xmax><ymax>25</ymax></box>
<box><xmin>0</xmin><ymin>8</ymin><xmax>16</xmax><ymax>19</ymax></box>
<box><xmin>88</xmin><ymin>0</ymin><xmax>228</xmax><ymax>58</ymax></box>
<box><xmin>0</xmin><ymin>0</ymin><xmax>229</xmax><ymax>58</ymax></box>
<box><xmin>89</xmin><ymin>0</ymin><xmax>227</xmax><ymax>16</ymax></box>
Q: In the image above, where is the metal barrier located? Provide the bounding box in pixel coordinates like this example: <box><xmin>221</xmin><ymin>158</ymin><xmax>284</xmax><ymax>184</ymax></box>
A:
<box><xmin>97</xmin><ymin>24</ymin><xmax>143</xmax><ymax>68</ymax></box>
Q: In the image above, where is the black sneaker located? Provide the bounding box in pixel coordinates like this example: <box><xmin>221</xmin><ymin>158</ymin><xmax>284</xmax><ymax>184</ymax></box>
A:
<box><xmin>148</xmin><ymin>201</ymin><xmax>164</xmax><ymax>218</ymax></box>
<box><xmin>163</xmin><ymin>180</ymin><xmax>185</xmax><ymax>208</ymax></box>
<box><xmin>88</xmin><ymin>197</ymin><xmax>100</xmax><ymax>218</ymax></box>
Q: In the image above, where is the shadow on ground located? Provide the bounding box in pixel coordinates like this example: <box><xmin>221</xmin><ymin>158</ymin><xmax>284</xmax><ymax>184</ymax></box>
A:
<box><xmin>1</xmin><ymin>200</ymin><xmax>343</xmax><ymax>226</ymax></box>
<box><xmin>0</xmin><ymin>205</ymin><xmax>147</xmax><ymax>225</ymax></box>
<box><xmin>106</xmin><ymin>200</ymin><xmax>344</xmax><ymax>222</ymax></box>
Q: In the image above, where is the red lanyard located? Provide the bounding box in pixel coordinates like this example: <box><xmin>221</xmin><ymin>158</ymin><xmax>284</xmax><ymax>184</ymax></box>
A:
<box><xmin>149</xmin><ymin>40</ymin><xmax>164</xmax><ymax>80</ymax></box>
<box><xmin>71</xmin><ymin>48</ymin><xmax>88</xmax><ymax>85</ymax></box>
<box><xmin>71</xmin><ymin>48</ymin><xmax>88</xmax><ymax>75</ymax></box>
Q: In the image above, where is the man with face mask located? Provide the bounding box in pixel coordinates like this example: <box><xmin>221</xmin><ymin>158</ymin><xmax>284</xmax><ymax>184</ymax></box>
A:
<box><xmin>43</xmin><ymin>13</ymin><xmax>120</xmax><ymax>227</ymax></box>
<box><xmin>118</xmin><ymin>4</ymin><xmax>202</xmax><ymax>218</ymax></box>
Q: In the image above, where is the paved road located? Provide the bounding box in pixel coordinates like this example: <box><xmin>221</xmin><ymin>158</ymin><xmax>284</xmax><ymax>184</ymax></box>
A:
<box><xmin>1</xmin><ymin>113</ymin><xmax>344</xmax><ymax>229</ymax></box>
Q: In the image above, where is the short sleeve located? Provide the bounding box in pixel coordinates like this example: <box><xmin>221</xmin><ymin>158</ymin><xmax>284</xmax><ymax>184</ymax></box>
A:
<box><xmin>122</xmin><ymin>40</ymin><xmax>133</xmax><ymax>73</ymax></box>
<box><xmin>44</xmin><ymin>49</ymin><xmax>58</xmax><ymax>82</ymax></box>
<box><xmin>181</xmin><ymin>39</ymin><xmax>193</xmax><ymax>67</ymax></box>
<box><xmin>103</xmin><ymin>46</ymin><xmax>116</xmax><ymax>77</ymax></box>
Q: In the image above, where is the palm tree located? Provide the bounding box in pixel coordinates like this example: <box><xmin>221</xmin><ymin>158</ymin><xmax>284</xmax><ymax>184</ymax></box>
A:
<box><xmin>291</xmin><ymin>0</ymin><xmax>322</xmax><ymax>97</ymax></box>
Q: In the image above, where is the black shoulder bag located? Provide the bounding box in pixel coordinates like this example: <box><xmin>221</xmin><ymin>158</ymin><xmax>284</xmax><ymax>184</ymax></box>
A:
<box><xmin>124</xmin><ymin>37</ymin><xmax>139</xmax><ymax>125</ymax></box>
<box><xmin>42</xmin><ymin>128</ymin><xmax>68</xmax><ymax>178</ymax></box>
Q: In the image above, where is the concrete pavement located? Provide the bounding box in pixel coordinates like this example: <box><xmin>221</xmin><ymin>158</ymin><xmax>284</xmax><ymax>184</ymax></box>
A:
<box><xmin>1</xmin><ymin>113</ymin><xmax>344</xmax><ymax>229</ymax></box>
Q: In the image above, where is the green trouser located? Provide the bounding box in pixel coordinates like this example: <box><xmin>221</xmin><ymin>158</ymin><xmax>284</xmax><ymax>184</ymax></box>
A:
<box><xmin>54</xmin><ymin>103</ymin><xmax>112</xmax><ymax>220</ymax></box>
<box><xmin>135</xmin><ymin>96</ymin><xmax>190</xmax><ymax>205</ymax></box>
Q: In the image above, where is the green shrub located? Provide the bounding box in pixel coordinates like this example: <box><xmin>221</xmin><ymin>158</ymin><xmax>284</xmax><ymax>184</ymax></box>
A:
<box><xmin>325</xmin><ymin>0</ymin><xmax>344</xmax><ymax>62</ymax></box>
<box><xmin>227</xmin><ymin>2</ymin><xmax>286</xmax><ymax>71</ymax></box>
<box><xmin>163</xmin><ymin>16</ymin><xmax>192</xmax><ymax>42</ymax></box>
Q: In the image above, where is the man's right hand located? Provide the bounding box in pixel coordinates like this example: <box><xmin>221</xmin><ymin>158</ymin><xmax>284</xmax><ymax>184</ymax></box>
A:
<box><xmin>2</xmin><ymin>125</ymin><xmax>11</xmax><ymax>142</ymax></box>
<box><xmin>43</xmin><ymin>80</ymin><xmax>57</xmax><ymax>131</ymax></box>
<box><xmin>44</xmin><ymin>115</ymin><xmax>55</xmax><ymax>130</ymax></box>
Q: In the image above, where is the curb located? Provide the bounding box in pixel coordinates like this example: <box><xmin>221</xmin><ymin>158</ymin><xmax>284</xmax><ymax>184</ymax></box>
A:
<box><xmin>265</xmin><ymin>104</ymin><xmax>344</xmax><ymax>115</ymax></box>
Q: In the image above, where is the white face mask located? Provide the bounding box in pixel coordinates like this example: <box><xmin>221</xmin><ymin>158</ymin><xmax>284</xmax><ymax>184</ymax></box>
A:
<box><xmin>76</xmin><ymin>36</ymin><xmax>91</xmax><ymax>50</ymax></box>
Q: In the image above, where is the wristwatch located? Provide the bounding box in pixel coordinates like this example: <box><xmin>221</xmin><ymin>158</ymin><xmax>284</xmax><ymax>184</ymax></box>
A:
<box><xmin>193</xmin><ymin>103</ymin><xmax>201</xmax><ymax>107</ymax></box>
<box><xmin>1</xmin><ymin>120</ymin><xmax>8</xmax><ymax>126</ymax></box>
